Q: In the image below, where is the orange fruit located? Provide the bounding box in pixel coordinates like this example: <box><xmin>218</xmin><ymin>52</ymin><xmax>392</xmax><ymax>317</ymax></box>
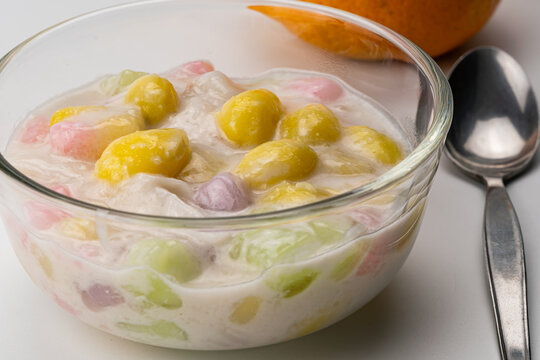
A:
<box><xmin>250</xmin><ymin>0</ymin><xmax>499</xmax><ymax>58</ymax></box>
<box><xmin>250</xmin><ymin>5</ymin><xmax>404</xmax><ymax>61</ymax></box>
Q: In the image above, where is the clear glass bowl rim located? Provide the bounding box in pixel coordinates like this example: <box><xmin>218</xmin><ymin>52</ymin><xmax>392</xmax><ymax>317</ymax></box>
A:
<box><xmin>0</xmin><ymin>0</ymin><xmax>453</xmax><ymax>229</ymax></box>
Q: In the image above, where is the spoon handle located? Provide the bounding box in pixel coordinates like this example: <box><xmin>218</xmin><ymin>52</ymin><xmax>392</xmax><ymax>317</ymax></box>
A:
<box><xmin>484</xmin><ymin>177</ymin><xmax>530</xmax><ymax>360</ymax></box>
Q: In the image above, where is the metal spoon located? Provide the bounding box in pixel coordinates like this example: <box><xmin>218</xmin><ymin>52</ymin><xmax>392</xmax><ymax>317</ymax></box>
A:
<box><xmin>445</xmin><ymin>46</ymin><xmax>538</xmax><ymax>359</ymax></box>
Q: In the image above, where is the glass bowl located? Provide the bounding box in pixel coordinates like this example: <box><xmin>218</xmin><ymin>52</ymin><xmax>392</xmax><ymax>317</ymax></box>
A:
<box><xmin>0</xmin><ymin>0</ymin><xmax>452</xmax><ymax>350</ymax></box>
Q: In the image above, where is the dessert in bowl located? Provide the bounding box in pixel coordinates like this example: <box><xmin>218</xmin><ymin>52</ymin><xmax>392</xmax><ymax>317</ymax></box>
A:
<box><xmin>0</xmin><ymin>0</ymin><xmax>452</xmax><ymax>350</ymax></box>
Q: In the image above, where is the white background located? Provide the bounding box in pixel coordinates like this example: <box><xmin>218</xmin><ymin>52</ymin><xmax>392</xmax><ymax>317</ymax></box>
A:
<box><xmin>1</xmin><ymin>1</ymin><xmax>539</xmax><ymax>359</ymax></box>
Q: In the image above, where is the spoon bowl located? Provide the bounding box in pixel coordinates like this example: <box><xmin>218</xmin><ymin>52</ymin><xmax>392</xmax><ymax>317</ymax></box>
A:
<box><xmin>446</xmin><ymin>47</ymin><xmax>539</xmax><ymax>180</ymax></box>
<box><xmin>446</xmin><ymin>46</ymin><xmax>538</xmax><ymax>360</ymax></box>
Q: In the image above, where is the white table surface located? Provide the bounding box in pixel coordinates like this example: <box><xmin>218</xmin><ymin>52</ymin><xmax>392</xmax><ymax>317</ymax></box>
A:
<box><xmin>1</xmin><ymin>1</ymin><xmax>539</xmax><ymax>359</ymax></box>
